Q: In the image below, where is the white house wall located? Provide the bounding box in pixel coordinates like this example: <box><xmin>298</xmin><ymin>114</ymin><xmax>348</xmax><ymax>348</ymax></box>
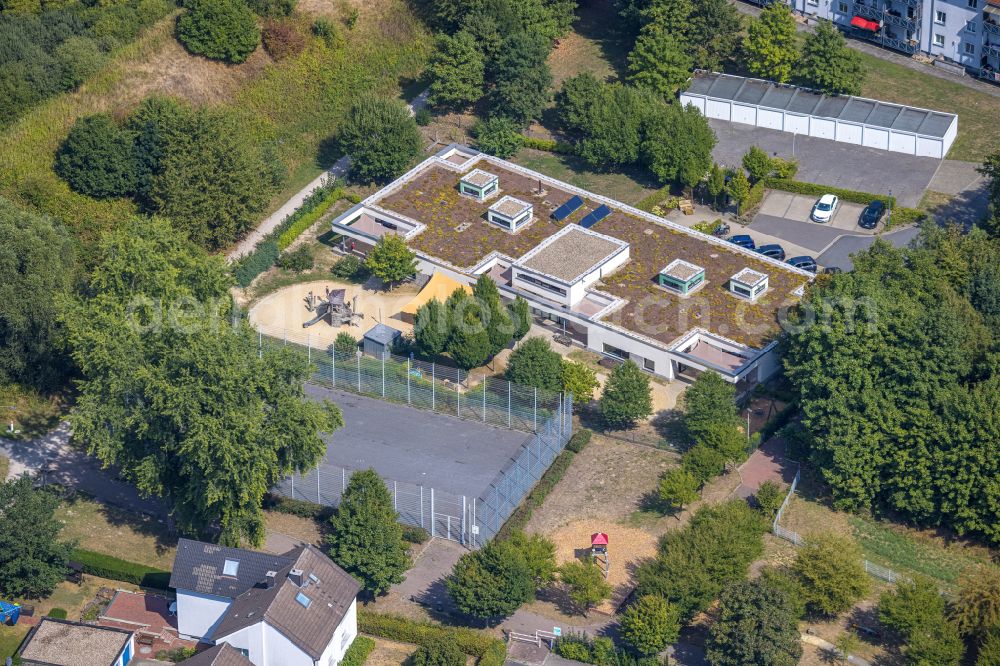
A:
<box><xmin>318</xmin><ymin>600</ymin><xmax>358</xmax><ymax>666</ymax></box>
<box><xmin>176</xmin><ymin>590</ymin><xmax>231</xmax><ymax>641</ymax></box>
<box><xmin>941</xmin><ymin>116</ymin><xmax>958</xmax><ymax>156</ymax></box>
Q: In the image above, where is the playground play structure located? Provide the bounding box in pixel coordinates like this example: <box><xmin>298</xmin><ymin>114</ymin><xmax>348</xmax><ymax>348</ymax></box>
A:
<box><xmin>303</xmin><ymin>287</ymin><xmax>363</xmax><ymax>329</ymax></box>
<box><xmin>591</xmin><ymin>532</ymin><xmax>609</xmax><ymax>578</ymax></box>
<box><xmin>0</xmin><ymin>600</ymin><xmax>20</xmax><ymax>625</ymax></box>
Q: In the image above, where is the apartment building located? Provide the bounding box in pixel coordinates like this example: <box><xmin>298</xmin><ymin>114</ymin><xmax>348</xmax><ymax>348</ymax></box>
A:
<box><xmin>751</xmin><ymin>0</ymin><xmax>1000</xmax><ymax>83</ymax></box>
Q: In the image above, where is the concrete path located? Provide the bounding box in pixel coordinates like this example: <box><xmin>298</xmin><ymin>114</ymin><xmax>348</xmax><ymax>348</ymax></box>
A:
<box><xmin>0</xmin><ymin>423</ymin><xmax>165</xmax><ymax>517</ymax></box>
<box><xmin>731</xmin><ymin>0</ymin><xmax>1000</xmax><ymax>100</ymax></box>
<box><xmin>227</xmin><ymin>155</ymin><xmax>352</xmax><ymax>261</ymax></box>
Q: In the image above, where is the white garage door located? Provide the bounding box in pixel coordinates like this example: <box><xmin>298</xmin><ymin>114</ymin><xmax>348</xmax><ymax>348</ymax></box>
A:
<box><xmin>835</xmin><ymin>122</ymin><xmax>863</xmax><ymax>144</ymax></box>
<box><xmin>784</xmin><ymin>114</ymin><xmax>809</xmax><ymax>135</ymax></box>
<box><xmin>862</xmin><ymin>127</ymin><xmax>889</xmax><ymax>150</ymax></box>
<box><xmin>680</xmin><ymin>95</ymin><xmax>705</xmax><ymax>113</ymax></box>
<box><xmin>757</xmin><ymin>108</ymin><xmax>784</xmax><ymax>130</ymax></box>
<box><xmin>731</xmin><ymin>104</ymin><xmax>757</xmax><ymax>125</ymax></box>
<box><xmin>809</xmin><ymin>118</ymin><xmax>836</xmax><ymax>140</ymax></box>
<box><xmin>889</xmin><ymin>131</ymin><xmax>916</xmax><ymax>155</ymax></box>
<box><xmin>706</xmin><ymin>99</ymin><xmax>731</xmax><ymax>120</ymax></box>
<box><xmin>915</xmin><ymin>137</ymin><xmax>943</xmax><ymax>158</ymax></box>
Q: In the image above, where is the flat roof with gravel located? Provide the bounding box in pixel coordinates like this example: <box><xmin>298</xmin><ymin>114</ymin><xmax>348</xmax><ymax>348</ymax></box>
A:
<box><xmin>20</xmin><ymin>618</ymin><xmax>130</xmax><ymax>666</ymax></box>
<box><xmin>490</xmin><ymin>195</ymin><xmax>532</xmax><ymax>219</ymax></box>
<box><xmin>461</xmin><ymin>169</ymin><xmax>498</xmax><ymax>188</ymax></box>
<box><xmin>516</xmin><ymin>225</ymin><xmax>627</xmax><ymax>284</ymax></box>
<box><xmin>733</xmin><ymin>268</ymin><xmax>768</xmax><ymax>287</ymax></box>
<box><xmin>660</xmin><ymin>259</ymin><xmax>704</xmax><ymax>282</ymax></box>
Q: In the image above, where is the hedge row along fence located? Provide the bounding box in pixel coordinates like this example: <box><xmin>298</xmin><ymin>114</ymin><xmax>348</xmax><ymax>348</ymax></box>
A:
<box><xmin>72</xmin><ymin>548</ymin><xmax>171</xmax><ymax>590</ymax></box>
<box><xmin>518</xmin><ymin>135</ymin><xmax>577</xmax><ymax>155</ymax></box>
<box><xmin>233</xmin><ymin>180</ymin><xmax>359</xmax><ymax>288</ymax></box>
<box><xmin>496</xmin><ymin>428</ymin><xmax>591</xmax><ymax>540</ymax></box>
<box><xmin>763</xmin><ymin>178</ymin><xmax>926</xmax><ymax>229</ymax></box>
<box><xmin>341</xmin><ymin>636</ymin><xmax>376</xmax><ymax>666</ymax></box>
<box><xmin>358</xmin><ymin>611</ymin><xmax>506</xmax><ymax>666</ymax></box>
<box><xmin>262</xmin><ymin>493</ymin><xmax>430</xmax><ymax>544</ymax></box>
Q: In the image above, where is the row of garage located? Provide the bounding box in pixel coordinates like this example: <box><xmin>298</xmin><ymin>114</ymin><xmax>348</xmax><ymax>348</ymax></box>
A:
<box><xmin>680</xmin><ymin>72</ymin><xmax>958</xmax><ymax>158</ymax></box>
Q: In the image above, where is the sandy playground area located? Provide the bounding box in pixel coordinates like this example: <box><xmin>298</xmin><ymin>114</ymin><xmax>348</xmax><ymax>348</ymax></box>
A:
<box><xmin>248</xmin><ymin>280</ymin><xmax>420</xmax><ymax>347</ymax></box>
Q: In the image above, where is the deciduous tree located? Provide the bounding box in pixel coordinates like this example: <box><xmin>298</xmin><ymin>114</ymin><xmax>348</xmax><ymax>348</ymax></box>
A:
<box><xmin>559</xmin><ymin>559</ymin><xmax>611</xmax><ymax>615</ymax></box>
<box><xmin>642</xmin><ymin>103</ymin><xmax>716</xmax><ymax>187</ymax></box>
<box><xmin>365</xmin><ymin>235</ymin><xmax>418</xmax><ymax>288</ymax></box>
<box><xmin>686</xmin><ymin>0</ymin><xmax>742</xmax><ymax>71</ymax></box>
<box><xmin>340</xmin><ymin>95</ymin><xmax>422</xmax><ymax>184</ymax></box>
<box><xmin>63</xmin><ymin>218</ymin><xmax>342</xmax><ymax>546</ymax></box>
<box><xmin>510</xmin><ymin>531</ymin><xmax>557</xmax><ymax>586</ymax></box>
<box><xmin>561</xmin><ymin>360</ymin><xmax>598</xmax><ymax>405</ymax></box>
<box><xmin>681</xmin><ymin>370</ymin><xmax>738</xmax><ymax>443</ymax></box>
<box><xmin>488</xmin><ymin>31</ymin><xmax>552</xmax><ymax>126</ymax></box>
<box><xmin>428</xmin><ymin>30</ymin><xmax>485</xmax><ymax>110</ymax></box>
<box><xmin>799</xmin><ymin>20</ymin><xmax>864</xmax><ymax>95</ymax></box>
<box><xmin>726</xmin><ymin>168</ymin><xmax>751</xmax><ymax>213</ymax></box>
<box><xmin>620</xmin><ymin>594</ymin><xmax>681</xmax><ymax>656</ymax></box>
<box><xmin>744</xmin><ymin>3</ymin><xmax>798</xmax><ymax>83</ymax></box>
<box><xmin>600</xmin><ymin>360</ymin><xmax>653</xmax><ymax>428</ymax></box>
<box><xmin>176</xmin><ymin>0</ymin><xmax>260</xmax><ymax>63</ymax></box>
<box><xmin>327</xmin><ymin>469</ymin><xmax>411</xmax><ymax>596</ymax></box>
<box><xmin>879</xmin><ymin>576</ymin><xmax>947</xmax><ymax>638</ymax></box>
<box><xmin>754</xmin><ymin>480</ymin><xmax>784</xmax><ymax>519</ymax></box>
<box><xmin>506</xmin><ymin>337</ymin><xmax>564</xmax><ymax>392</ymax></box>
<box><xmin>658</xmin><ymin>468</ymin><xmax>699</xmax><ymax>514</ymax></box>
<box><xmin>627</xmin><ymin>25</ymin><xmax>692</xmax><ymax>98</ymax></box>
<box><xmin>447</xmin><ymin>538</ymin><xmax>535</xmax><ymax>619</ymax></box>
<box><xmin>706</xmin><ymin>580</ymin><xmax>802</xmax><ymax>666</ymax></box>
<box><xmin>472</xmin><ymin>117</ymin><xmax>524</xmax><ymax>159</ymax></box>
<box><xmin>0</xmin><ymin>477</ymin><xmax>74</xmax><ymax>599</ymax></box>
<box><xmin>742</xmin><ymin>145</ymin><xmax>773</xmax><ymax>184</ymax></box>
<box><xmin>952</xmin><ymin>566</ymin><xmax>1000</xmax><ymax>637</ymax></box>
<box><xmin>793</xmin><ymin>534</ymin><xmax>870</xmax><ymax>616</ymax></box>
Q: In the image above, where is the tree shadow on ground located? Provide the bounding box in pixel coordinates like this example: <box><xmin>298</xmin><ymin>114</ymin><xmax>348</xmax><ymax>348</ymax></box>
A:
<box><xmin>66</xmin><ymin>494</ymin><xmax>177</xmax><ymax>557</ymax></box>
<box><xmin>571</xmin><ymin>0</ymin><xmax>631</xmax><ymax>81</ymax></box>
<box><xmin>651</xmin><ymin>410</ymin><xmax>687</xmax><ymax>449</ymax></box>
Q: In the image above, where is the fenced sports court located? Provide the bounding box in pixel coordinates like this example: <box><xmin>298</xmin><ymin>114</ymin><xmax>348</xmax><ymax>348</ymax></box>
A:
<box><xmin>264</xmin><ymin>328</ymin><xmax>573</xmax><ymax>547</ymax></box>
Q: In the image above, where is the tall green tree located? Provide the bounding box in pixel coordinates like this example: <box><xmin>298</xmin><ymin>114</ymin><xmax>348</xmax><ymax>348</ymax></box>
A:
<box><xmin>63</xmin><ymin>218</ymin><xmax>342</xmax><ymax>546</ymax></box>
<box><xmin>977</xmin><ymin>151</ymin><xmax>1000</xmax><ymax>237</ymax></box>
<box><xmin>706</xmin><ymin>163</ymin><xmax>726</xmax><ymax>210</ymax></box>
<box><xmin>686</xmin><ymin>0</ymin><xmax>742</xmax><ymax>70</ymax></box>
<box><xmin>742</xmin><ymin>145</ymin><xmax>773</xmax><ymax>184</ymax></box>
<box><xmin>415</xmin><ymin>297</ymin><xmax>450</xmax><ymax>356</ymax></box>
<box><xmin>473</xmin><ymin>274</ymin><xmax>512</xmax><ymax>354</ymax></box>
<box><xmin>447</xmin><ymin>537</ymin><xmax>535</xmax><ymax>619</ymax></box>
<box><xmin>559</xmin><ymin>558</ymin><xmax>612</xmax><ymax>615</ymax></box>
<box><xmin>0</xmin><ymin>200</ymin><xmax>76</xmax><ymax>389</ymax></box>
<box><xmin>428</xmin><ymin>30</ymin><xmax>485</xmax><ymax>110</ymax></box>
<box><xmin>0</xmin><ymin>477</ymin><xmax>74</xmax><ymax>599</ymax></box>
<box><xmin>447</xmin><ymin>297</ymin><xmax>492</xmax><ymax>370</ymax></box>
<box><xmin>726</xmin><ymin>168</ymin><xmax>751</xmax><ymax>213</ymax></box>
<box><xmin>55</xmin><ymin>113</ymin><xmax>139</xmax><ymax>199</ymax></box>
<box><xmin>793</xmin><ymin>534</ymin><xmax>870</xmax><ymax>616</ymax></box>
<box><xmin>627</xmin><ymin>25</ymin><xmax>692</xmax><ymax>97</ymax></box>
<box><xmin>327</xmin><ymin>469</ymin><xmax>411</xmax><ymax>596</ymax></box>
<box><xmin>509</xmin><ymin>531</ymin><xmax>558</xmax><ymax>586</ymax></box>
<box><xmin>577</xmin><ymin>83</ymin><xmax>654</xmax><ymax>169</ymax></box>
<box><xmin>658</xmin><ymin>468</ymin><xmax>699</xmax><ymax>514</ymax></box>
<box><xmin>906</xmin><ymin>622</ymin><xmax>964</xmax><ymax>666</ymax></box>
<box><xmin>879</xmin><ymin>577</ymin><xmax>947</xmax><ymax>638</ymax></box>
<box><xmin>706</xmin><ymin>580</ymin><xmax>802</xmax><ymax>666</ymax></box>
<box><xmin>600</xmin><ymin>360</ymin><xmax>653</xmax><ymax>428</ymax></box>
<box><xmin>642</xmin><ymin>103</ymin><xmax>716</xmax><ymax>187</ymax></box>
<box><xmin>176</xmin><ymin>0</ymin><xmax>261</xmax><ymax>63</ymax></box>
<box><xmin>799</xmin><ymin>20</ymin><xmax>864</xmax><ymax>95</ymax></box>
<box><xmin>488</xmin><ymin>31</ymin><xmax>552</xmax><ymax>126</ymax></box>
<box><xmin>555</xmin><ymin>72</ymin><xmax>604</xmax><ymax>134</ymax></box>
<box><xmin>509</xmin><ymin>296</ymin><xmax>532</xmax><ymax>339</ymax></box>
<box><xmin>505</xmin><ymin>337</ymin><xmax>563</xmax><ymax>392</ymax></box>
<box><xmin>340</xmin><ymin>95</ymin><xmax>422</xmax><ymax>184</ymax></box>
<box><xmin>744</xmin><ymin>3</ymin><xmax>799</xmax><ymax>83</ymax></box>
<box><xmin>365</xmin><ymin>235</ymin><xmax>418</xmax><ymax>288</ymax></box>
<box><xmin>681</xmin><ymin>370</ymin><xmax>738</xmax><ymax>443</ymax></box>
<box><xmin>561</xmin><ymin>360</ymin><xmax>598</xmax><ymax>405</ymax></box>
<box><xmin>472</xmin><ymin>117</ymin><xmax>525</xmax><ymax>159</ymax></box>
<box><xmin>620</xmin><ymin>595</ymin><xmax>681</xmax><ymax>656</ymax></box>
<box><xmin>952</xmin><ymin>566</ymin><xmax>1000</xmax><ymax>637</ymax></box>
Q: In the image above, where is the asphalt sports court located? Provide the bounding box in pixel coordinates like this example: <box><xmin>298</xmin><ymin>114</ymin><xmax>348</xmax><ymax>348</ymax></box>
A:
<box><xmin>303</xmin><ymin>384</ymin><xmax>529</xmax><ymax>500</ymax></box>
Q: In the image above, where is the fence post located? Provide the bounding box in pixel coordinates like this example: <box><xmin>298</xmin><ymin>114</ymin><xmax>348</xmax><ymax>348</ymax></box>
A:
<box><xmin>258</xmin><ymin>331</ymin><xmax>262</xmax><ymax>359</ymax></box>
<box><xmin>420</xmin><ymin>486</ymin><xmax>424</xmax><ymax>529</ymax></box>
<box><xmin>462</xmin><ymin>495</ymin><xmax>466</xmax><ymax>546</ymax></box>
<box><xmin>342</xmin><ymin>467</ymin><xmax>346</xmax><ymax>493</ymax></box>
<box><xmin>316</xmin><ymin>471</ymin><xmax>320</xmax><ymax>504</ymax></box>
<box><xmin>393</xmin><ymin>481</ymin><xmax>397</xmax><ymax>511</ymax></box>
<box><xmin>307</xmin><ymin>334</ymin><xmax>311</xmax><ymax>364</ymax></box>
<box><xmin>407</xmin><ymin>358</ymin><xmax>411</xmax><ymax>405</ymax></box>
<box><xmin>482</xmin><ymin>376</ymin><xmax>486</xmax><ymax>423</ymax></box>
<box><xmin>508</xmin><ymin>381</ymin><xmax>512</xmax><ymax>428</ymax></box>
<box><xmin>430</xmin><ymin>488</ymin><xmax>435</xmax><ymax>538</ymax></box>
<box><xmin>381</xmin><ymin>352</ymin><xmax>386</xmax><ymax>398</ymax></box>
<box><xmin>290</xmin><ymin>474</ymin><xmax>294</xmax><ymax>500</ymax></box>
<box><xmin>457</xmin><ymin>369</ymin><xmax>461</xmax><ymax>418</ymax></box>
<box><xmin>331</xmin><ymin>347</ymin><xmax>336</xmax><ymax>386</ymax></box>
<box><xmin>533</xmin><ymin>387</ymin><xmax>538</xmax><ymax>432</ymax></box>
<box><xmin>357</xmin><ymin>353</ymin><xmax>361</xmax><ymax>392</ymax></box>
<box><xmin>432</xmin><ymin>363</ymin><xmax>436</xmax><ymax>411</ymax></box>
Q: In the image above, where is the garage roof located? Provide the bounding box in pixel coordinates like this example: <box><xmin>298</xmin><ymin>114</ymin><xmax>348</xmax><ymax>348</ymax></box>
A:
<box><xmin>684</xmin><ymin>72</ymin><xmax>957</xmax><ymax>138</ymax></box>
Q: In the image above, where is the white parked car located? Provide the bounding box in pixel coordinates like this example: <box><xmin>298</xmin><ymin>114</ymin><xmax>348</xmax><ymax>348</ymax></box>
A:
<box><xmin>811</xmin><ymin>194</ymin><xmax>839</xmax><ymax>223</ymax></box>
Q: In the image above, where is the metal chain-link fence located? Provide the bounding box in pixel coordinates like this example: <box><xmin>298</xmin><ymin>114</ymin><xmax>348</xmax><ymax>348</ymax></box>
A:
<box><xmin>263</xmin><ymin>329</ymin><xmax>573</xmax><ymax>547</ymax></box>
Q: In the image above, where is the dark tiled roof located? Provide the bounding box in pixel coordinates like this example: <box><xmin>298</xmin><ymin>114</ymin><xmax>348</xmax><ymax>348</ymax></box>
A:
<box><xmin>178</xmin><ymin>644</ymin><xmax>254</xmax><ymax>666</ymax></box>
<box><xmin>169</xmin><ymin>538</ymin><xmax>295</xmax><ymax>599</ymax></box>
<box><xmin>364</xmin><ymin>323</ymin><xmax>402</xmax><ymax>346</ymax></box>
<box><xmin>212</xmin><ymin>545</ymin><xmax>361</xmax><ymax>660</ymax></box>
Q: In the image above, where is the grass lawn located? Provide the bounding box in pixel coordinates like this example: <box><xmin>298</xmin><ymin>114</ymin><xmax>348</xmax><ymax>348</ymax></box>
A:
<box><xmin>547</xmin><ymin>0</ymin><xmax>629</xmax><ymax>86</ymax></box>
<box><xmin>0</xmin><ymin>624</ymin><xmax>28</xmax><ymax>662</ymax></box>
<box><xmin>0</xmin><ymin>385</ymin><xmax>65</xmax><ymax>441</ymax></box>
<box><xmin>55</xmin><ymin>496</ymin><xmax>177</xmax><ymax>570</ymax></box>
<box><xmin>858</xmin><ymin>52</ymin><xmax>1000</xmax><ymax>163</ymax></box>
<box><xmin>0</xmin><ymin>455</ymin><xmax>8</xmax><ymax>482</ymax></box>
<box><xmin>510</xmin><ymin>149</ymin><xmax>659</xmax><ymax>206</ymax></box>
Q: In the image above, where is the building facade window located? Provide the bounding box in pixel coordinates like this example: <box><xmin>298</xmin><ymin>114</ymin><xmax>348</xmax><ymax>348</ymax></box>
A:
<box><xmin>838</xmin><ymin>1</ymin><xmax>848</xmax><ymax>11</ymax></box>
<box><xmin>643</xmin><ymin>358</ymin><xmax>655</xmax><ymax>372</ymax></box>
<box><xmin>965</xmin><ymin>42</ymin><xmax>976</xmax><ymax>54</ymax></box>
<box><xmin>934</xmin><ymin>33</ymin><xmax>945</xmax><ymax>45</ymax></box>
<box><xmin>603</xmin><ymin>343</ymin><xmax>629</xmax><ymax>360</ymax></box>
<box><xmin>967</xmin><ymin>20</ymin><xmax>976</xmax><ymax>32</ymax></box>
<box><xmin>968</xmin><ymin>0</ymin><xmax>978</xmax><ymax>8</ymax></box>
<box><xmin>516</xmin><ymin>273</ymin><xmax>566</xmax><ymax>296</ymax></box>
<box><xmin>935</xmin><ymin>10</ymin><xmax>946</xmax><ymax>24</ymax></box>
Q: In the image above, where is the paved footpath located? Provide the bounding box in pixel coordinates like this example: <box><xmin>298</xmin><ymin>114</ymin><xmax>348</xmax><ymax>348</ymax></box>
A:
<box><xmin>0</xmin><ymin>423</ymin><xmax>165</xmax><ymax>516</ymax></box>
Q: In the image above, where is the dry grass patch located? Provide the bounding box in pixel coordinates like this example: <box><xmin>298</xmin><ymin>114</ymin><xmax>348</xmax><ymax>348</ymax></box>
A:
<box><xmin>366</xmin><ymin>638</ymin><xmax>420</xmax><ymax>666</ymax></box>
<box><xmin>55</xmin><ymin>497</ymin><xmax>176</xmax><ymax>570</ymax></box>
<box><xmin>264</xmin><ymin>510</ymin><xmax>326</xmax><ymax>546</ymax></box>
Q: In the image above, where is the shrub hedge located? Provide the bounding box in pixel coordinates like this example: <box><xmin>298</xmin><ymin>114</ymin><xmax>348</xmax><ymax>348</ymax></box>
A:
<box><xmin>740</xmin><ymin>180</ymin><xmax>766</xmax><ymax>221</ymax></box>
<box><xmin>358</xmin><ymin>611</ymin><xmax>506</xmax><ymax>666</ymax></box>
<box><xmin>233</xmin><ymin>240</ymin><xmax>279</xmax><ymax>288</ymax></box>
<box><xmin>72</xmin><ymin>548</ymin><xmax>171</xmax><ymax>590</ymax></box>
<box><xmin>519</xmin><ymin>135</ymin><xmax>577</xmax><ymax>155</ymax></box>
<box><xmin>277</xmin><ymin>185</ymin><xmax>343</xmax><ymax>249</ymax></box>
<box><xmin>262</xmin><ymin>493</ymin><xmax>430</xmax><ymax>542</ymax></box>
<box><xmin>46</xmin><ymin>608</ymin><xmax>68</xmax><ymax>619</ymax></box>
<box><xmin>885</xmin><ymin>206</ymin><xmax>927</xmax><ymax>229</ymax></box>
<box><xmin>497</xmin><ymin>430</ymin><xmax>589</xmax><ymax>538</ymax></box>
<box><xmin>341</xmin><ymin>636</ymin><xmax>376</xmax><ymax>666</ymax></box>
<box><xmin>566</xmin><ymin>428</ymin><xmax>592</xmax><ymax>453</ymax></box>
<box><xmin>763</xmin><ymin>178</ymin><xmax>896</xmax><ymax>208</ymax></box>
<box><xmin>401</xmin><ymin>524</ymin><xmax>431</xmax><ymax>545</ymax></box>
<box><xmin>635</xmin><ymin>185</ymin><xmax>673</xmax><ymax>213</ymax></box>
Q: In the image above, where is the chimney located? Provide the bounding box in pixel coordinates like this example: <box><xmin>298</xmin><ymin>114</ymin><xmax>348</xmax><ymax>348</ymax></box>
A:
<box><xmin>288</xmin><ymin>569</ymin><xmax>304</xmax><ymax>587</ymax></box>
<box><xmin>264</xmin><ymin>571</ymin><xmax>277</xmax><ymax>589</ymax></box>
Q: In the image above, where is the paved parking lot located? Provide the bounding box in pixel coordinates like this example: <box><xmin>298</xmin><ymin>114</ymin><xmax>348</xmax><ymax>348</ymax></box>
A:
<box><xmin>750</xmin><ymin>192</ymin><xmax>875</xmax><ymax>254</ymax></box>
<box><xmin>708</xmin><ymin>119</ymin><xmax>940</xmax><ymax>208</ymax></box>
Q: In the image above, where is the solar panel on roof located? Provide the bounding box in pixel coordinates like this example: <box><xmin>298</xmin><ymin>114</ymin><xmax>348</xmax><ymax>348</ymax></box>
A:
<box><xmin>551</xmin><ymin>195</ymin><xmax>584</xmax><ymax>221</ymax></box>
<box><xmin>578</xmin><ymin>204</ymin><xmax>611</xmax><ymax>229</ymax></box>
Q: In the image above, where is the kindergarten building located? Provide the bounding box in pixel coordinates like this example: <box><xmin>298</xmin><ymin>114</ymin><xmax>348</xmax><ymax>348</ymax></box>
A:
<box><xmin>330</xmin><ymin>145</ymin><xmax>813</xmax><ymax>392</ymax></box>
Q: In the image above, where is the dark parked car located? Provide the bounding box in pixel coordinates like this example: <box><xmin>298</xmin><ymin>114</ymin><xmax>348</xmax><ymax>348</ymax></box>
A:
<box><xmin>823</xmin><ymin>266</ymin><xmax>843</xmax><ymax>275</ymax></box>
<box><xmin>787</xmin><ymin>255</ymin><xmax>818</xmax><ymax>272</ymax></box>
<box><xmin>859</xmin><ymin>200</ymin><xmax>886</xmax><ymax>229</ymax></box>
<box><xmin>712</xmin><ymin>222</ymin><xmax>730</xmax><ymax>237</ymax></box>
<box><xmin>756</xmin><ymin>243</ymin><xmax>786</xmax><ymax>260</ymax></box>
<box><xmin>728</xmin><ymin>234</ymin><xmax>755</xmax><ymax>249</ymax></box>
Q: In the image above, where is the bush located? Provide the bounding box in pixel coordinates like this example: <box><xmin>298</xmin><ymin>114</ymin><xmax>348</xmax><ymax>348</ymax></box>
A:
<box><xmin>886</xmin><ymin>207</ymin><xmax>927</xmax><ymax>229</ymax></box>
<box><xmin>340</xmin><ymin>95</ymin><xmax>422</xmax><ymax>184</ymax></box>
<box><xmin>247</xmin><ymin>0</ymin><xmax>295</xmax><ymax>17</ymax></box>
<box><xmin>156</xmin><ymin>647</ymin><xmax>198</xmax><ymax>663</ymax></box>
<box><xmin>754</xmin><ymin>480</ymin><xmax>785</xmax><ymax>519</ymax></box>
<box><xmin>401</xmin><ymin>524</ymin><xmax>430</xmax><ymax>544</ymax></box>
<box><xmin>415</xmin><ymin>107</ymin><xmax>432</xmax><ymax>126</ymax></box>
<box><xmin>555</xmin><ymin>635</ymin><xmax>593</xmax><ymax>662</ymax></box>
<box><xmin>413</xmin><ymin>637</ymin><xmax>465</xmax><ymax>666</ymax></box>
<box><xmin>340</xmin><ymin>636</ymin><xmax>376</xmax><ymax>666</ymax></box>
<box><xmin>312</xmin><ymin>16</ymin><xmax>342</xmax><ymax>47</ymax></box>
<box><xmin>771</xmin><ymin>157</ymin><xmax>799</xmax><ymax>179</ymax></box>
<box><xmin>620</xmin><ymin>595</ymin><xmax>681</xmax><ymax>656</ymax></box>
<box><xmin>357</xmin><ymin>611</ymin><xmax>505</xmax><ymax>662</ymax></box>
<box><xmin>520</xmin><ymin>135</ymin><xmax>576</xmax><ymax>154</ymax></box>
<box><xmin>334</xmin><ymin>332</ymin><xmax>358</xmax><ymax>356</ymax></box>
<box><xmin>763</xmin><ymin>178</ymin><xmax>896</xmax><ymax>208</ymax></box>
<box><xmin>46</xmin><ymin>607</ymin><xmax>68</xmax><ymax>619</ymax></box>
<box><xmin>566</xmin><ymin>428</ymin><xmax>592</xmax><ymax>454</ymax></box>
<box><xmin>55</xmin><ymin>114</ymin><xmax>138</xmax><ymax>199</ymax></box>
<box><xmin>176</xmin><ymin>0</ymin><xmax>260</xmax><ymax>63</ymax></box>
<box><xmin>742</xmin><ymin>146</ymin><xmax>773</xmax><ymax>183</ymax></box>
<box><xmin>233</xmin><ymin>240</ymin><xmax>280</xmax><ymax>287</ymax></box>
<box><xmin>740</xmin><ymin>180</ymin><xmax>766</xmax><ymax>220</ymax></box>
<box><xmin>71</xmin><ymin>548</ymin><xmax>171</xmax><ymax>589</ymax></box>
<box><xmin>472</xmin><ymin>117</ymin><xmax>524</xmax><ymax>159</ymax></box>
<box><xmin>277</xmin><ymin>245</ymin><xmax>315</xmax><ymax>272</ymax></box>
<box><xmin>262</xmin><ymin>493</ymin><xmax>334</xmax><ymax>520</ymax></box>
<box><xmin>793</xmin><ymin>534</ymin><xmax>871</xmax><ymax>616</ymax></box>
<box><xmin>262</xmin><ymin>19</ymin><xmax>306</xmax><ymax>61</ymax></box>
<box><xmin>332</xmin><ymin>255</ymin><xmax>370</xmax><ymax>282</ymax></box>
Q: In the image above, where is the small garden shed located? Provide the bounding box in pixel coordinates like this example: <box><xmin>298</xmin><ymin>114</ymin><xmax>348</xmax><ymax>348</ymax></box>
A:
<box><xmin>363</xmin><ymin>323</ymin><xmax>402</xmax><ymax>358</ymax></box>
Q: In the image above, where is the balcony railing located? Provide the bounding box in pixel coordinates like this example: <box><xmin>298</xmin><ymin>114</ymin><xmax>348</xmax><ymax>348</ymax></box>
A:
<box><xmin>978</xmin><ymin>67</ymin><xmax>1000</xmax><ymax>83</ymax></box>
<box><xmin>985</xmin><ymin>20</ymin><xmax>1000</xmax><ymax>37</ymax></box>
<box><xmin>883</xmin><ymin>11</ymin><xmax>919</xmax><ymax>29</ymax></box>
<box><xmin>985</xmin><ymin>42</ymin><xmax>1000</xmax><ymax>59</ymax></box>
<box><xmin>853</xmin><ymin>2</ymin><xmax>883</xmax><ymax>20</ymax></box>
<box><xmin>883</xmin><ymin>35</ymin><xmax>919</xmax><ymax>52</ymax></box>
